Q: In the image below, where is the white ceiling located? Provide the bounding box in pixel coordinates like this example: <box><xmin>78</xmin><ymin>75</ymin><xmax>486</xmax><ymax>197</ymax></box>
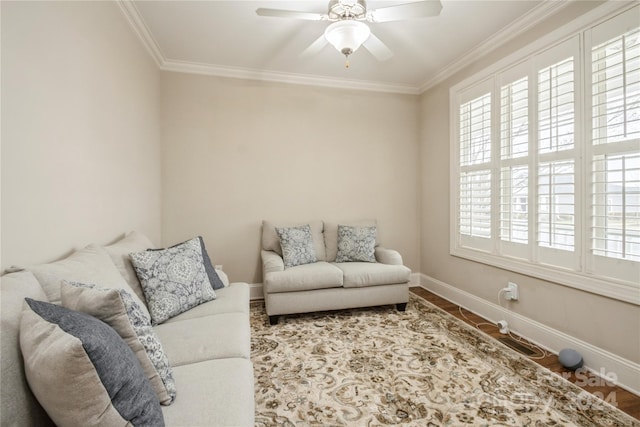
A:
<box><xmin>121</xmin><ymin>1</ymin><xmax>569</xmax><ymax>94</ymax></box>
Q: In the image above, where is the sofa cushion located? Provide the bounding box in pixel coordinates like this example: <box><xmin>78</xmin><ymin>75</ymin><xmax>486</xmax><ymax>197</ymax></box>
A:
<box><xmin>154</xmin><ymin>312</ymin><xmax>251</xmax><ymax>366</ymax></box>
<box><xmin>26</xmin><ymin>244</ymin><xmax>144</xmax><ymax>310</ymax></box>
<box><xmin>162</xmin><ymin>358</ymin><xmax>254</xmax><ymax>427</ymax></box>
<box><xmin>325</xmin><ymin>220</ymin><xmax>378</xmax><ymax>262</ymax></box>
<box><xmin>20</xmin><ymin>298</ymin><xmax>164</xmax><ymax>427</ymax></box>
<box><xmin>336</xmin><ymin>225</ymin><xmax>377</xmax><ymax>263</ymax></box>
<box><xmin>130</xmin><ymin>237</ymin><xmax>217</xmax><ymax>325</ymax></box>
<box><xmin>164</xmin><ymin>282</ymin><xmax>250</xmax><ymax>322</ymax></box>
<box><xmin>262</xmin><ymin>220</ymin><xmax>327</xmax><ymax>261</ymax></box>
<box><xmin>264</xmin><ymin>261</ymin><xmax>343</xmax><ymax>293</ymax></box>
<box><xmin>61</xmin><ymin>281</ymin><xmax>176</xmax><ymax>405</ymax></box>
<box><xmin>0</xmin><ymin>272</ymin><xmax>52</xmax><ymax>427</ymax></box>
<box><xmin>276</xmin><ymin>224</ymin><xmax>318</xmax><ymax>268</ymax></box>
<box><xmin>334</xmin><ymin>262</ymin><xmax>411</xmax><ymax>288</ymax></box>
<box><xmin>104</xmin><ymin>230</ymin><xmax>156</xmax><ymax>306</ymax></box>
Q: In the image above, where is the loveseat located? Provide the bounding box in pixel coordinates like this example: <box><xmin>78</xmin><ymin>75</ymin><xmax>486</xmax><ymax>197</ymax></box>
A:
<box><xmin>261</xmin><ymin>220</ymin><xmax>411</xmax><ymax>324</ymax></box>
<box><xmin>0</xmin><ymin>231</ymin><xmax>255</xmax><ymax>427</ymax></box>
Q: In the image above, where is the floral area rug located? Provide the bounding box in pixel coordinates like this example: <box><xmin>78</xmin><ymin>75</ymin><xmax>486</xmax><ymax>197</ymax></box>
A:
<box><xmin>250</xmin><ymin>294</ymin><xmax>638</xmax><ymax>426</ymax></box>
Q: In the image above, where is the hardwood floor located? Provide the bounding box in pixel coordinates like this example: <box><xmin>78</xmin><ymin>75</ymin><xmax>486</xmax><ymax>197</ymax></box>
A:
<box><xmin>410</xmin><ymin>287</ymin><xmax>640</xmax><ymax>421</ymax></box>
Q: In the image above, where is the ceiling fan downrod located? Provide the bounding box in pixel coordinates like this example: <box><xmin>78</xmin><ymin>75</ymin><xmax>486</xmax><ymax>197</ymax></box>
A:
<box><xmin>328</xmin><ymin>0</ymin><xmax>368</xmax><ymax>21</ymax></box>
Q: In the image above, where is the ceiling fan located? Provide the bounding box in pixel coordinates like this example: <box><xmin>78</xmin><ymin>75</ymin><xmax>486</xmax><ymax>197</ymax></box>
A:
<box><xmin>256</xmin><ymin>0</ymin><xmax>443</xmax><ymax>67</ymax></box>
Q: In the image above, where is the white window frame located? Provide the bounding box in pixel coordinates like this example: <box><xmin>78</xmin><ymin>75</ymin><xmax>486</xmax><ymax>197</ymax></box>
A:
<box><xmin>450</xmin><ymin>2</ymin><xmax>640</xmax><ymax>305</ymax></box>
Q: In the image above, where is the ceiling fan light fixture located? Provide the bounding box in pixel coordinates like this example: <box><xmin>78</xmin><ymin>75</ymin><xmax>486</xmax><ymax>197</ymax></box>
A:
<box><xmin>324</xmin><ymin>20</ymin><xmax>371</xmax><ymax>59</ymax></box>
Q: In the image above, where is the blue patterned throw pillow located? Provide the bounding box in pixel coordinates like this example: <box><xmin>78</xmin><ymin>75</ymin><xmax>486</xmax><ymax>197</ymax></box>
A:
<box><xmin>276</xmin><ymin>224</ymin><xmax>318</xmax><ymax>268</ymax></box>
<box><xmin>130</xmin><ymin>237</ymin><xmax>217</xmax><ymax>324</ymax></box>
<box><xmin>147</xmin><ymin>236</ymin><xmax>224</xmax><ymax>290</ymax></box>
<box><xmin>61</xmin><ymin>281</ymin><xmax>177</xmax><ymax>405</ymax></box>
<box><xmin>335</xmin><ymin>225</ymin><xmax>377</xmax><ymax>262</ymax></box>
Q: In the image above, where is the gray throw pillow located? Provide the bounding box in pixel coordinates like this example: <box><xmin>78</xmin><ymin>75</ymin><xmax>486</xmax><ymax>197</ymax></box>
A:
<box><xmin>197</xmin><ymin>236</ymin><xmax>225</xmax><ymax>290</ymax></box>
<box><xmin>20</xmin><ymin>298</ymin><xmax>165</xmax><ymax>427</ymax></box>
<box><xmin>335</xmin><ymin>225</ymin><xmax>377</xmax><ymax>262</ymax></box>
<box><xmin>61</xmin><ymin>281</ymin><xmax>177</xmax><ymax>405</ymax></box>
<box><xmin>130</xmin><ymin>237</ymin><xmax>217</xmax><ymax>325</ymax></box>
<box><xmin>276</xmin><ymin>224</ymin><xmax>318</xmax><ymax>268</ymax></box>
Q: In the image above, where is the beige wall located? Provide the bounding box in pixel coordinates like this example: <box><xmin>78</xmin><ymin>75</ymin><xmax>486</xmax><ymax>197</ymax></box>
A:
<box><xmin>160</xmin><ymin>73</ymin><xmax>420</xmax><ymax>283</ymax></box>
<box><xmin>419</xmin><ymin>1</ymin><xmax>640</xmax><ymax>364</ymax></box>
<box><xmin>1</xmin><ymin>1</ymin><xmax>162</xmax><ymax>269</ymax></box>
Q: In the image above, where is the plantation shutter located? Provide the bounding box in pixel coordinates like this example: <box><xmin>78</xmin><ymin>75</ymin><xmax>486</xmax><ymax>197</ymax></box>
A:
<box><xmin>534</xmin><ymin>37</ymin><xmax>580</xmax><ymax>270</ymax></box>
<box><xmin>499</xmin><ymin>63</ymin><xmax>530</xmax><ymax>260</ymax></box>
<box><xmin>457</xmin><ymin>81</ymin><xmax>493</xmax><ymax>252</ymax></box>
<box><xmin>587</xmin><ymin>6</ymin><xmax>640</xmax><ymax>284</ymax></box>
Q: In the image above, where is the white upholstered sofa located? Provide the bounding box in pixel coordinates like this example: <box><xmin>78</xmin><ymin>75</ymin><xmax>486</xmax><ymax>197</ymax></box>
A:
<box><xmin>1</xmin><ymin>231</ymin><xmax>255</xmax><ymax>427</ymax></box>
<box><xmin>261</xmin><ymin>220</ymin><xmax>411</xmax><ymax>324</ymax></box>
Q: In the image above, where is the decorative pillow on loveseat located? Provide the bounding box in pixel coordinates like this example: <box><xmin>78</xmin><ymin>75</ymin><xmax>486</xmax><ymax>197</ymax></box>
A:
<box><xmin>336</xmin><ymin>225</ymin><xmax>377</xmax><ymax>262</ymax></box>
<box><xmin>276</xmin><ymin>224</ymin><xmax>318</xmax><ymax>268</ymax></box>
<box><xmin>130</xmin><ymin>237</ymin><xmax>217</xmax><ymax>324</ymax></box>
<box><xmin>20</xmin><ymin>298</ymin><xmax>165</xmax><ymax>427</ymax></box>
<box><xmin>61</xmin><ymin>281</ymin><xmax>176</xmax><ymax>405</ymax></box>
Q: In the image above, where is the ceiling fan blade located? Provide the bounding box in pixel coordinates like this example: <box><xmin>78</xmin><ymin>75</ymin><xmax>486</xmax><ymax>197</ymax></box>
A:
<box><xmin>369</xmin><ymin>0</ymin><xmax>442</xmax><ymax>23</ymax></box>
<box><xmin>299</xmin><ymin>35</ymin><xmax>328</xmax><ymax>59</ymax></box>
<box><xmin>256</xmin><ymin>8</ymin><xmax>325</xmax><ymax>21</ymax></box>
<box><xmin>362</xmin><ymin>33</ymin><xmax>393</xmax><ymax>61</ymax></box>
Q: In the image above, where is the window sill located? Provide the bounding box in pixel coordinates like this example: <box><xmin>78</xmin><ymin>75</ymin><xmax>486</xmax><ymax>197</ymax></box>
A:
<box><xmin>451</xmin><ymin>246</ymin><xmax>640</xmax><ymax>306</ymax></box>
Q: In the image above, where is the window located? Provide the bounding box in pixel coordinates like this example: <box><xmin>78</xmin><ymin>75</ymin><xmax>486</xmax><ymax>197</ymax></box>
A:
<box><xmin>587</xmin><ymin>8</ymin><xmax>640</xmax><ymax>284</ymax></box>
<box><xmin>458</xmin><ymin>87</ymin><xmax>492</xmax><ymax>250</ymax></box>
<box><xmin>500</xmin><ymin>76</ymin><xmax>529</xmax><ymax>249</ymax></box>
<box><xmin>450</xmin><ymin>5</ymin><xmax>639</xmax><ymax>304</ymax></box>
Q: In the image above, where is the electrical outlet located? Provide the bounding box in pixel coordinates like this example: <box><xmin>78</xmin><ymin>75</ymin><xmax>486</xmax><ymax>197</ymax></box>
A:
<box><xmin>508</xmin><ymin>282</ymin><xmax>519</xmax><ymax>301</ymax></box>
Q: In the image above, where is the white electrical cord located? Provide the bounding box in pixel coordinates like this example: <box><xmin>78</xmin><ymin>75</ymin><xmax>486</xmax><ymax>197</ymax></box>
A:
<box><xmin>457</xmin><ymin>305</ymin><xmax>494</xmax><ymax>331</ymax></box>
<box><xmin>497</xmin><ymin>287</ymin><xmax>507</xmax><ymax>304</ymax></box>
<box><xmin>495</xmin><ymin>287</ymin><xmax>548</xmax><ymax>360</ymax></box>
<box><xmin>507</xmin><ymin>330</ymin><xmax>548</xmax><ymax>360</ymax></box>
<box><xmin>458</xmin><ymin>303</ymin><xmax>548</xmax><ymax>359</ymax></box>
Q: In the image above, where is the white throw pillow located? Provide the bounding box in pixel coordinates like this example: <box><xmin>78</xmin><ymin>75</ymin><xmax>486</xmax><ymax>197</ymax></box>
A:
<box><xmin>27</xmin><ymin>244</ymin><xmax>148</xmax><ymax>319</ymax></box>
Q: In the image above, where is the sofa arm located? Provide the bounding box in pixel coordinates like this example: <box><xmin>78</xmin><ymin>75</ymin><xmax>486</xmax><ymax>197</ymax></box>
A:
<box><xmin>375</xmin><ymin>247</ymin><xmax>404</xmax><ymax>265</ymax></box>
<box><xmin>261</xmin><ymin>250</ymin><xmax>284</xmax><ymax>275</ymax></box>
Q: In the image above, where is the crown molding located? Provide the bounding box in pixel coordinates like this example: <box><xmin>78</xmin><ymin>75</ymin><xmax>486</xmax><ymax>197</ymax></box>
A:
<box><xmin>418</xmin><ymin>0</ymin><xmax>573</xmax><ymax>93</ymax></box>
<box><xmin>116</xmin><ymin>0</ymin><xmax>419</xmax><ymax>94</ymax></box>
<box><xmin>116</xmin><ymin>0</ymin><xmax>164</xmax><ymax>67</ymax></box>
<box><xmin>161</xmin><ymin>60</ymin><xmax>421</xmax><ymax>95</ymax></box>
<box><xmin>117</xmin><ymin>0</ymin><xmax>575</xmax><ymax>95</ymax></box>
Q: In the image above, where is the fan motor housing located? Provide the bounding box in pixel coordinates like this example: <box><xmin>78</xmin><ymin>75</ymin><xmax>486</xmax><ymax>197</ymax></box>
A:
<box><xmin>328</xmin><ymin>0</ymin><xmax>367</xmax><ymax>20</ymax></box>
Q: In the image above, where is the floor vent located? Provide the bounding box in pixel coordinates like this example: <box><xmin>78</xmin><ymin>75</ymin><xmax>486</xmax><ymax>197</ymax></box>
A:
<box><xmin>498</xmin><ymin>337</ymin><xmax>541</xmax><ymax>357</ymax></box>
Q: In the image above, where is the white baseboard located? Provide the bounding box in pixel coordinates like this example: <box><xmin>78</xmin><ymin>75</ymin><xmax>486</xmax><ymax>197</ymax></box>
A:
<box><xmin>418</xmin><ymin>273</ymin><xmax>640</xmax><ymax>396</ymax></box>
<box><xmin>249</xmin><ymin>283</ymin><xmax>264</xmax><ymax>300</ymax></box>
<box><xmin>409</xmin><ymin>272</ymin><xmax>422</xmax><ymax>286</ymax></box>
